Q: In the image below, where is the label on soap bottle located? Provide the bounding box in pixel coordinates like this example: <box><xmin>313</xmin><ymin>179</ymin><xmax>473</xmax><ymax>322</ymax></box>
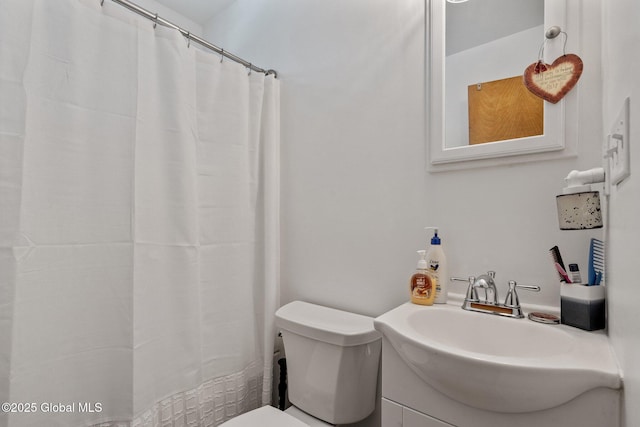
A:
<box><xmin>410</xmin><ymin>273</ymin><xmax>436</xmax><ymax>305</ymax></box>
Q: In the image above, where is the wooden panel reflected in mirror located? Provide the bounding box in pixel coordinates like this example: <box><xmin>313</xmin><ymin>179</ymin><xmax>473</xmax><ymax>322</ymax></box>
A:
<box><xmin>468</xmin><ymin>76</ymin><xmax>543</xmax><ymax>145</ymax></box>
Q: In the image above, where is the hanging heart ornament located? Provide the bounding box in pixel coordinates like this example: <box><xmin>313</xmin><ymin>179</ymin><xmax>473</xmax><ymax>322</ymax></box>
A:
<box><xmin>523</xmin><ymin>54</ymin><xmax>583</xmax><ymax>104</ymax></box>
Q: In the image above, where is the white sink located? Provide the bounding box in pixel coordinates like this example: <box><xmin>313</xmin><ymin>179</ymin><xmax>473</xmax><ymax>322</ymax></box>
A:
<box><xmin>374</xmin><ymin>302</ymin><xmax>621</xmax><ymax>413</ymax></box>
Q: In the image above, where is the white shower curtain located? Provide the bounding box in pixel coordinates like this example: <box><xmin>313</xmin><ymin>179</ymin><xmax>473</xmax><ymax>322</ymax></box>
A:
<box><xmin>0</xmin><ymin>1</ymin><xmax>280</xmax><ymax>426</ymax></box>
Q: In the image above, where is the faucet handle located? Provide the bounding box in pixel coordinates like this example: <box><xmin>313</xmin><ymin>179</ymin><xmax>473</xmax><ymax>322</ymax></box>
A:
<box><xmin>450</xmin><ymin>276</ymin><xmax>475</xmax><ymax>284</ymax></box>
<box><xmin>504</xmin><ymin>280</ymin><xmax>541</xmax><ymax>307</ymax></box>
<box><xmin>451</xmin><ymin>276</ymin><xmax>478</xmax><ymax>301</ymax></box>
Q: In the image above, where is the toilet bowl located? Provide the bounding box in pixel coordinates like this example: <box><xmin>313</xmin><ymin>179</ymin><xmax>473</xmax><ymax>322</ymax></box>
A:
<box><xmin>218</xmin><ymin>405</ymin><xmax>311</xmax><ymax>426</ymax></box>
<box><xmin>220</xmin><ymin>301</ymin><xmax>382</xmax><ymax>426</ymax></box>
<box><xmin>220</xmin><ymin>405</ymin><xmax>332</xmax><ymax>426</ymax></box>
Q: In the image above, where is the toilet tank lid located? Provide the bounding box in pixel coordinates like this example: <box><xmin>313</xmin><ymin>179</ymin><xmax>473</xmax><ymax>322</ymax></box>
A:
<box><xmin>275</xmin><ymin>301</ymin><xmax>381</xmax><ymax>347</ymax></box>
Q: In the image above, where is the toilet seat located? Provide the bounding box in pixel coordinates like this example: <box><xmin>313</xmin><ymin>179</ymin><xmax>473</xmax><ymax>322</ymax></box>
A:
<box><xmin>219</xmin><ymin>405</ymin><xmax>309</xmax><ymax>427</ymax></box>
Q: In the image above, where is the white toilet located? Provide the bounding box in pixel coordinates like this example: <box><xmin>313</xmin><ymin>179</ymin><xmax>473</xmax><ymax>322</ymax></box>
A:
<box><xmin>221</xmin><ymin>301</ymin><xmax>382</xmax><ymax>426</ymax></box>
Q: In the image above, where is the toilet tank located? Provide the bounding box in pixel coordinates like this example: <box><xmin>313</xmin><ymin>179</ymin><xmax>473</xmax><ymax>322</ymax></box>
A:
<box><xmin>275</xmin><ymin>301</ymin><xmax>382</xmax><ymax>425</ymax></box>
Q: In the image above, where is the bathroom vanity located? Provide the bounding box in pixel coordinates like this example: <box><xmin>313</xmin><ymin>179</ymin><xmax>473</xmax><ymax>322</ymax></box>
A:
<box><xmin>381</xmin><ymin>397</ymin><xmax>452</xmax><ymax>427</ymax></box>
<box><xmin>374</xmin><ymin>302</ymin><xmax>621</xmax><ymax>427</ymax></box>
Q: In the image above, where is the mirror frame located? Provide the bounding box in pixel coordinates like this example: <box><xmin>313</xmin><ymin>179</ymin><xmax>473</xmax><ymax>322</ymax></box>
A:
<box><xmin>427</xmin><ymin>0</ymin><xmax>570</xmax><ymax>168</ymax></box>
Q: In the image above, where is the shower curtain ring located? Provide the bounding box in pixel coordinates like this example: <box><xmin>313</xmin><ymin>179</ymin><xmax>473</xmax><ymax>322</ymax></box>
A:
<box><xmin>153</xmin><ymin>13</ymin><xmax>158</xmax><ymax>29</ymax></box>
<box><xmin>186</xmin><ymin>31</ymin><xmax>191</xmax><ymax>48</ymax></box>
<box><xmin>248</xmin><ymin>63</ymin><xmax>252</xmax><ymax>76</ymax></box>
<box><xmin>100</xmin><ymin>0</ymin><xmax>105</xmax><ymax>6</ymax></box>
<box><xmin>220</xmin><ymin>49</ymin><xmax>224</xmax><ymax>63</ymax></box>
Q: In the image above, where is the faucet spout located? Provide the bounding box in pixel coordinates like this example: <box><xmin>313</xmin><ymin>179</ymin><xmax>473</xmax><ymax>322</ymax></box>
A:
<box><xmin>473</xmin><ymin>271</ymin><xmax>498</xmax><ymax>304</ymax></box>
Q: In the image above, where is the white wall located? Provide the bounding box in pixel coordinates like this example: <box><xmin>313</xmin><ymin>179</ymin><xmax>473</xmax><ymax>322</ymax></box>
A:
<box><xmin>205</xmin><ymin>0</ymin><xmax>603</xmax><ymax>316</ymax></box>
<box><xmin>205</xmin><ymin>0</ymin><xmax>428</xmax><ymax>319</ymax></box>
<box><xmin>602</xmin><ymin>0</ymin><xmax>640</xmax><ymax>425</ymax></box>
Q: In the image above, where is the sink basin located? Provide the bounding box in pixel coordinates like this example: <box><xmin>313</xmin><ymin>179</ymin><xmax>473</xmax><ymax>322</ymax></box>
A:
<box><xmin>374</xmin><ymin>302</ymin><xmax>621</xmax><ymax>413</ymax></box>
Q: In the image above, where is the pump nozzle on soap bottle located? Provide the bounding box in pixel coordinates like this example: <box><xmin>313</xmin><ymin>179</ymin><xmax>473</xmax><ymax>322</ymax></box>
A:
<box><xmin>425</xmin><ymin>227</ymin><xmax>440</xmax><ymax>245</ymax></box>
<box><xmin>416</xmin><ymin>250</ymin><xmax>428</xmax><ymax>269</ymax></box>
<box><xmin>424</xmin><ymin>227</ymin><xmax>448</xmax><ymax>304</ymax></box>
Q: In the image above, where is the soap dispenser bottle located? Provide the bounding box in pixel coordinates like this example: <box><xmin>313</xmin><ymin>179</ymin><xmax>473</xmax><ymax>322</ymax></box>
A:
<box><xmin>410</xmin><ymin>250</ymin><xmax>437</xmax><ymax>305</ymax></box>
<box><xmin>425</xmin><ymin>227</ymin><xmax>448</xmax><ymax>304</ymax></box>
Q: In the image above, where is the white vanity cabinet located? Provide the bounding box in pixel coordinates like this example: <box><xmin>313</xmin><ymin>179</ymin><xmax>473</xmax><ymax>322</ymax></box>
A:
<box><xmin>379</xmin><ymin>336</ymin><xmax>620</xmax><ymax>427</ymax></box>
<box><xmin>382</xmin><ymin>398</ymin><xmax>454</xmax><ymax>427</ymax></box>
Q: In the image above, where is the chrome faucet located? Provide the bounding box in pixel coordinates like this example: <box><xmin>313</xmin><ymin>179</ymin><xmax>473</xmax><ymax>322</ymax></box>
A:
<box><xmin>451</xmin><ymin>271</ymin><xmax>540</xmax><ymax>319</ymax></box>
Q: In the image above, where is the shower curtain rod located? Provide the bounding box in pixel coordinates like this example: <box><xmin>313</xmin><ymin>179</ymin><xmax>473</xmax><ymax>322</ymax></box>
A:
<box><xmin>102</xmin><ymin>0</ymin><xmax>277</xmax><ymax>78</ymax></box>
